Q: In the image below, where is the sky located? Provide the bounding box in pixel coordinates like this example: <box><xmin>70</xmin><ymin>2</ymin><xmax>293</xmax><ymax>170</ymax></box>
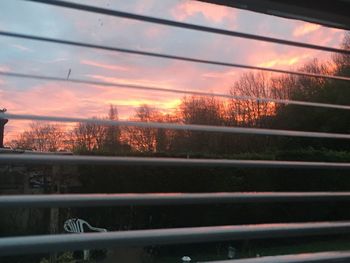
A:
<box><xmin>0</xmin><ymin>0</ymin><xmax>348</xmax><ymax>141</ymax></box>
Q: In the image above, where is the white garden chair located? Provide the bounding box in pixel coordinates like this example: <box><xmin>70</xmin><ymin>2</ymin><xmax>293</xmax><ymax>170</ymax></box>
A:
<box><xmin>64</xmin><ymin>218</ymin><xmax>107</xmax><ymax>261</ymax></box>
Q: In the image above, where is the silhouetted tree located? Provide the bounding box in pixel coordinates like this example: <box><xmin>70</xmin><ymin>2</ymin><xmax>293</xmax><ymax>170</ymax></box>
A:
<box><xmin>228</xmin><ymin>72</ymin><xmax>275</xmax><ymax>128</ymax></box>
<box><xmin>123</xmin><ymin>105</ymin><xmax>161</xmax><ymax>152</ymax></box>
<box><xmin>71</xmin><ymin>119</ymin><xmax>106</xmax><ymax>152</ymax></box>
<box><xmin>10</xmin><ymin>122</ymin><xmax>66</xmax><ymax>152</ymax></box>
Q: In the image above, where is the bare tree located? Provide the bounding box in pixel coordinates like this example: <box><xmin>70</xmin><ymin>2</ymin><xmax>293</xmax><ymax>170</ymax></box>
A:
<box><xmin>68</xmin><ymin>105</ymin><xmax>123</xmax><ymax>153</ymax></box>
<box><xmin>180</xmin><ymin>96</ymin><xmax>225</xmax><ymax>125</ymax></box>
<box><xmin>70</xmin><ymin>120</ymin><xmax>106</xmax><ymax>152</ymax></box>
<box><xmin>176</xmin><ymin>96</ymin><xmax>226</xmax><ymax>153</ymax></box>
<box><xmin>229</xmin><ymin>72</ymin><xmax>275</xmax><ymax>127</ymax></box>
<box><xmin>10</xmin><ymin>122</ymin><xmax>66</xmax><ymax>152</ymax></box>
<box><xmin>123</xmin><ymin>105</ymin><xmax>160</xmax><ymax>152</ymax></box>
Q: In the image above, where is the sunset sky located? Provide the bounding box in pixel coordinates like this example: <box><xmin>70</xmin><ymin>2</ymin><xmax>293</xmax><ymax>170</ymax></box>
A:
<box><xmin>0</xmin><ymin>0</ymin><xmax>347</xmax><ymax>141</ymax></box>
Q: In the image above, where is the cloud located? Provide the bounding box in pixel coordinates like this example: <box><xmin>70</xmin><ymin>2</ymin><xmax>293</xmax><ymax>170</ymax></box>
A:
<box><xmin>37</xmin><ymin>58</ymin><xmax>69</xmax><ymax>64</ymax></box>
<box><xmin>12</xmin><ymin>44</ymin><xmax>32</xmax><ymax>52</ymax></box>
<box><xmin>81</xmin><ymin>59</ymin><xmax>131</xmax><ymax>72</ymax></box>
<box><xmin>293</xmin><ymin>23</ymin><xmax>321</xmax><ymax>37</ymax></box>
<box><xmin>171</xmin><ymin>1</ymin><xmax>232</xmax><ymax>24</ymax></box>
<box><xmin>202</xmin><ymin>70</ymin><xmax>237</xmax><ymax>79</ymax></box>
<box><xmin>85</xmin><ymin>74</ymin><xmax>175</xmax><ymax>89</ymax></box>
<box><xmin>0</xmin><ymin>65</ymin><xmax>10</xmax><ymax>72</ymax></box>
<box><xmin>144</xmin><ymin>27</ymin><xmax>165</xmax><ymax>38</ymax></box>
<box><xmin>243</xmin><ymin>21</ymin><xmax>345</xmax><ymax>71</ymax></box>
<box><xmin>257</xmin><ymin>54</ymin><xmax>311</xmax><ymax>68</ymax></box>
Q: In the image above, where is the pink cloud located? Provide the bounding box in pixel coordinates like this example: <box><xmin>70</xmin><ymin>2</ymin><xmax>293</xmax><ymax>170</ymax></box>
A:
<box><xmin>0</xmin><ymin>65</ymin><xmax>10</xmax><ymax>72</ymax></box>
<box><xmin>85</xmin><ymin>74</ymin><xmax>175</xmax><ymax>89</ymax></box>
<box><xmin>202</xmin><ymin>70</ymin><xmax>237</xmax><ymax>79</ymax></box>
<box><xmin>293</xmin><ymin>23</ymin><xmax>321</xmax><ymax>37</ymax></box>
<box><xmin>245</xmin><ymin>23</ymin><xmax>344</xmax><ymax>72</ymax></box>
<box><xmin>144</xmin><ymin>27</ymin><xmax>166</xmax><ymax>38</ymax></box>
<box><xmin>171</xmin><ymin>1</ymin><xmax>233</xmax><ymax>23</ymax></box>
<box><xmin>1</xmin><ymin>76</ymin><xmax>184</xmax><ymax>138</ymax></box>
<box><xmin>81</xmin><ymin>59</ymin><xmax>131</xmax><ymax>72</ymax></box>
<box><xmin>307</xmin><ymin>26</ymin><xmax>344</xmax><ymax>47</ymax></box>
<box><xmin>248</xmin><ymin>44</ymin><xmax>318</xmax><ymax>72</ymax></box>
<box><xmin>134</xmin><ymin>0</ymin><xmax>157</xmax><ymax>14</ymax></box>
<box><xmin>290</xmin><ymin>21</ymin><xmax>344</xmax><ymax>48</ymax></box>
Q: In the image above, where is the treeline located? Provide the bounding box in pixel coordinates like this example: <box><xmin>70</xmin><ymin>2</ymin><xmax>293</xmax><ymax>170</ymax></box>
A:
<box><xmin>9</xmin><ymin>34</ymin><xmax>350</xmax><ymax>156</ymax></box>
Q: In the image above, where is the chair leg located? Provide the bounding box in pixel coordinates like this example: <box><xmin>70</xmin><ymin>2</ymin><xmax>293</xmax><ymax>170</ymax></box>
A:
<box><xmin>83</xmin><ymin>250</ymin><xmax>89</xmax><ymax>261</ymax></box>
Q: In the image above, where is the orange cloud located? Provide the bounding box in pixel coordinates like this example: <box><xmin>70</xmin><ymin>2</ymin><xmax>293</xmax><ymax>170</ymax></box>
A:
<box><xmin>106</xmin><ymin>98</ymin><xmax>181</xmax><ymax>111</ymax></box>
<box><xmin>293</xmin><ymin>23</ymin><xmax>321</xmax><ymax>37</ymax></box>
<box><xmin>257</xmin><ymin>55</ymin><xmax>309</xmax><ymax>68</ymax></box>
